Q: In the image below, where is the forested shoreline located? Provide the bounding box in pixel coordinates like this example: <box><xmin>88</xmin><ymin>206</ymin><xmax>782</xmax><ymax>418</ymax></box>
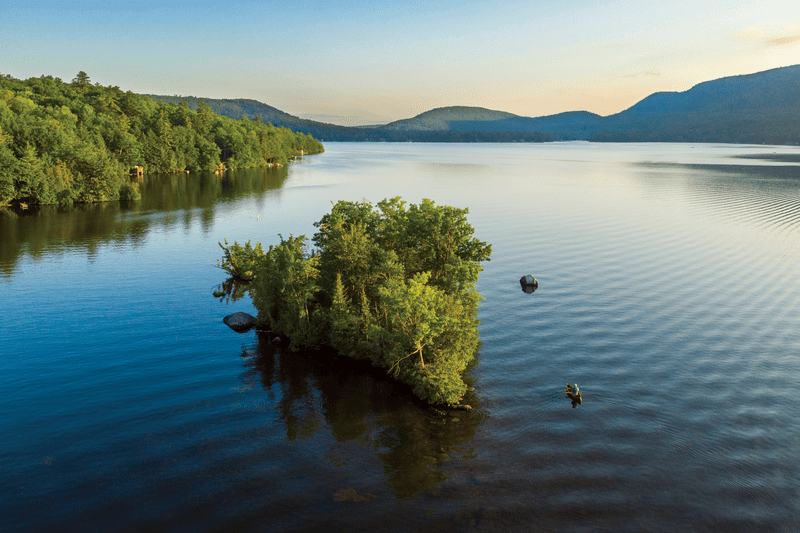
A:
<box><xmin>0</xmin><ymin>72</ymin><xmax>323</xmax><ymax>206</ymax></box>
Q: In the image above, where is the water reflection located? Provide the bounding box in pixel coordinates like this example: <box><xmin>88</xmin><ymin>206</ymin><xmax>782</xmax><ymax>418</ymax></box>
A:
<box><xmin>239</xmin><ymin>332</ymin><xmax>487</xmax><ymax>500</ymax></box>
<box><xmin>213</xmin><ymin>277</ymin><xmax>251</xmax><ymax>304</ymax></box>
<box><xmin>0</xmin><ymin>167</ymin><xmax>289</xmax><ymax>279</ymax></box>
<box><xmin>733</xmin><ymin>153</ymin><xmax>800</xmax><ymax>163</ymax></box>
<box><xmin>630</xmin><ymin>161</ymin><xmax>800</xmax><ymax>245</ymax></box>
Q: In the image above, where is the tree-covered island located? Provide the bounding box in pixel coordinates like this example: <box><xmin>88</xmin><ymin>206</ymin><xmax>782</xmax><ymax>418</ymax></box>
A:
<box><xmin>217</xmin><ymin>197</ymin><xmax>492</xmax><ymax>406</ymax></box>
<box><xmin>0</xmin><ymin>72</ymin><xmax>323</xmax><ymax>207</ymax></box>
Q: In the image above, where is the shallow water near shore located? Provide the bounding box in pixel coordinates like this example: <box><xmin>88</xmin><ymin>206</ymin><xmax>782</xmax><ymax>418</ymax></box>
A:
<box><xmin>2</xmin><ymin>142</ymin><xmax>799</xmax><ymax>532</ymax></box>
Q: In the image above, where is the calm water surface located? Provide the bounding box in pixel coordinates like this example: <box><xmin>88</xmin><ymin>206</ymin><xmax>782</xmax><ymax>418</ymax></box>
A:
<box><xmin>2</xmin><ymin>143</ymin><xmax>799</xmax><ymax>532</ymax></box>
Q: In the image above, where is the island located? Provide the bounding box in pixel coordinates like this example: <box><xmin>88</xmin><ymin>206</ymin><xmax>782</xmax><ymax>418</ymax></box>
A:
<box><xmin>216</xmin><ymin>197</ymin><xmax>492</xmax><ymax>406</ymax></box>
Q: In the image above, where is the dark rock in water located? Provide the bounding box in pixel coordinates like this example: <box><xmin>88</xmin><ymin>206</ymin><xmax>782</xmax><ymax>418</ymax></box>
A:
<box><xmin>223</xmin><ymin>312</ymin><xmax>258</xmax><ymax>333</ymax></box>
<box><xmin>520</xmin><ymin>275</ymin><xmax>538</xmax><ymax>293</ymax></box>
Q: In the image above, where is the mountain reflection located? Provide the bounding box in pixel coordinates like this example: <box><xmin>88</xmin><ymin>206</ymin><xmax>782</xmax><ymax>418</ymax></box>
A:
<box><xmin>239</xmin><ymin>332</ymin><xmax>486</xmax><ymax>500</ymax></box>
<box><xmin>0</xmin><ymin>167</ymin><xmax>289</xmax><ymax>279</ymax></box>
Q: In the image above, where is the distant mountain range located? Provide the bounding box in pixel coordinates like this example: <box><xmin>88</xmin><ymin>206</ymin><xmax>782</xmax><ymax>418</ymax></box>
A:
<box><xmin>146</xmin><ymin>64</ymin><xmax>800</xmax><ymax>145</ymax></box>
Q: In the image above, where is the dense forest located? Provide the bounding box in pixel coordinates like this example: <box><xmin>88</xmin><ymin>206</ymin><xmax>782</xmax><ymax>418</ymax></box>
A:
<box><xmin>0</xmin><ymin>72</ymin><xmax>323</xmax><ymax>206</ymax></box>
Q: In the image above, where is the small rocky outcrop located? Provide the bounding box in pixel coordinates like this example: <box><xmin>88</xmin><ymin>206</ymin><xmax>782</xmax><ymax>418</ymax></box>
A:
<box><xmin>520</xmin><ymin>274</ymin><xmax>538</xmax><ymax>293</ymax></box>
<box><xmin>223</xmin><ymin>312</ymin><xmax>258</xmax><ymax>333</ymax></box>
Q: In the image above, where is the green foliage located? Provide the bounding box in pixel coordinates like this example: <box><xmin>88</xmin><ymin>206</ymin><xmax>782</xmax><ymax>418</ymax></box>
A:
<box><xmin>118</xmin><ymin>180</ymin><xmax>141</xmax><ymax>202</ymax></box>
<box><xmin>249</xmin><ymin>235</ymin><xmax>323</xmax><ymax>351</ymax></box>
<box><xmin>71</xmin><ymin>71</ymin><xmax>91</xmax><ymax>91</ymax></box>
<box><xmin>216</xmin><ymin>239</ymin><xmax>264</xmax><ymax>281</ymax></box>
<box><xmin>0</xmin><ymin>72</ymin><xmax>324</xmax><ymax>206</ymax></box>
<box><xmin>218</xmin><ymin>198</ymin><xmax>492</xmax><ymax>405</ymax></box>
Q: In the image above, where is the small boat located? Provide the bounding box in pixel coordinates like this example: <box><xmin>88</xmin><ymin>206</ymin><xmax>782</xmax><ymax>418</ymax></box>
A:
<box><xmin>566</xmin><ymin>382</ymin><xmax>582</xmax><ymax>402</ymax></box>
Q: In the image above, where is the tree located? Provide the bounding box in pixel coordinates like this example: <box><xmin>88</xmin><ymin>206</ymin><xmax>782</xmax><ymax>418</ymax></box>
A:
<box><xmin>14</xmin><ymin>143</ymin><xmax>44</xmax><ymax>201</ymax></box>
<box><xmin>250</xmin><ymin>235</ymin><xmax>323</xmax><ymax>351</ymax></box>
<box><xmin>218</xmin><ymin>198</ymin><xmax>492</xmax><ymax>405</ymax></box>
<box><xmin>195</xmin><ymin>100</ymin><xmax>214</xmax><ymax>138</ymax></box>
<box><xmin>0</xmin><ymin>128</ymin><xmax>18</xmax><ymax>205</ymax></box>
<box><xmin>370</xmin><ymin>272</ymin><xmax>480</xmax><ymax>405</ymax></box>
<box><xmin>71</xmin><ymin>71</ymin><xmax>91</xmax><ymax>91</ymax></box>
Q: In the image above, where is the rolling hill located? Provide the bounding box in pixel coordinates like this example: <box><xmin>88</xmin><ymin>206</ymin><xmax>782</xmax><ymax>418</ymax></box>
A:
<box><xmin>381</xmin><ymin>107</ymin><xmax>517</xmax><ymax>131</ymax></box>
<box><xmin>146</xmin><ymin>64</ymin><xmax>800</xmax><ymax>145</ymax></box>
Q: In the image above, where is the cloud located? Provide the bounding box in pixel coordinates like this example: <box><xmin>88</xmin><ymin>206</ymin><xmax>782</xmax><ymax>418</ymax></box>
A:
<box><xmin>733</xmin><ymin>25</ymin><xmax>800</xmax><ymax>47</ymax></box>
<box><xmin>765</xmin><ymin>34</ymin><xmax>800</xmax><ymax>46</ymax></box>
<box><xmin>621</xmin><ymin>68</ymin><xmax>662</xmax><ymax>78</ymax></box>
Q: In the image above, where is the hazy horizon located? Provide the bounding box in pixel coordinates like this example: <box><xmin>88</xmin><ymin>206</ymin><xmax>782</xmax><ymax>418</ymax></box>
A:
<box><xmin>3</xmin><ymin>1</ymin><xmax>799</xmax><ymax>123</ymax></box>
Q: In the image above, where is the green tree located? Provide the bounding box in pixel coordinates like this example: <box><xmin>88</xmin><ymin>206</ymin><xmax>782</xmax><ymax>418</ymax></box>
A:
<box><xmin>370</xmin><ymin>272</ymin><xmax>479</xmax><ymax>405</ymax></box>
<box><xmin>43</xmin><ymin>159</ymin><xmax>77</xmax><ymax>205</ymax></box>
<box><xmin>250</xmin><ymin>235</ymin><xmax>323</xmax><ymax>351</ymax></box>
<box><xmin>71</xmin><ymin>71</ymin><xmax>91</xmax><ymax>92</ymax></box>
<box><xmin>14</xmin><ymin>143</ymin><xmax>45</xmax><ymax>201</ymax></box>
<box><xmin>0</xmin><ymin>127</ymin><xmax>18</xmax><ymax>205</ymax></box>
<box><xmin>195</xmin><ymin>100</ymin><xmax>214</xmax><ymax>138</ymax></box>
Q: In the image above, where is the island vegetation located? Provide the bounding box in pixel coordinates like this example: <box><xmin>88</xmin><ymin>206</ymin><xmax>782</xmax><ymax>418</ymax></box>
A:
<box><xmin>0</xmin><ymin>72</ymin><xmax>323</xmax><ymax>207</ymax></box>
<box><xmin>216</xmin><ymin>197</ymin><xmax>492</xmax><ymax>406</ymax></box>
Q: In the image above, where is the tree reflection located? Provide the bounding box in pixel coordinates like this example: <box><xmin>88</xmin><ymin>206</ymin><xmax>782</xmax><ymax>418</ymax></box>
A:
<box><xmin>0</xmin><ymin>167</ymin><xmax>289</xmax><ymax>280</ymax></box>
<box><xmin>212</xmin><ymin>277</ymin><xmax>250</xmax><ymax>304</ymax></box>
<box><xmin>239</xmin><ymin>331</ymin><xmax>487</xmax><ymax>500</ymax></box>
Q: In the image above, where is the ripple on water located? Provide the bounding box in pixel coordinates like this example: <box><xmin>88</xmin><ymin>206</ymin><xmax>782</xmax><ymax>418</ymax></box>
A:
<box><xmin>3</xmin><ymin>143</ymin><xmax>800</xmax><ymax>532</ymax></box>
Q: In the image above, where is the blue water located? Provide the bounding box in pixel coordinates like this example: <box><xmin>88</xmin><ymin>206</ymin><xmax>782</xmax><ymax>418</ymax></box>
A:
<box><xmin>2</xmin><ymin>142</ymin><xmax>799</xmax><ymax>532</ymax></box>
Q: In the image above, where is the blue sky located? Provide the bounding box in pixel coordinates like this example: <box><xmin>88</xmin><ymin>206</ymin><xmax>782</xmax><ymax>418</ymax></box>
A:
<box><xmin>2</xmin><ymin>0</ymin><xmax>799</xmax><ymax>124</ymax></box>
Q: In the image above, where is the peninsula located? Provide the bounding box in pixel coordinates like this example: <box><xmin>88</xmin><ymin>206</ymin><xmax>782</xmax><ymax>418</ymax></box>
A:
<box><xmin>0</xmin><ymin>72</ymin><xmax>324</xmax><ymax>207</ymax></box>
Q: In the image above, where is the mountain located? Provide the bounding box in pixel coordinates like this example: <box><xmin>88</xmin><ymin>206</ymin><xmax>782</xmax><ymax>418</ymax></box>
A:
<box><xmin>144</xmin><ymin>96</ymin><xmax>552</xmax><ymax>142</ymax></box>
<box><xmin>381</xmin><ymin>65</ymin><xmax>800</xmax><ymax>144</ymax></box>
<box><xmin>599</xmin><ymin>65</ymin><xmax>800</xmax><ymax>143</ymax></box>
<box><xmin>143</xmin><ymin>95</ymin><xmax>365</xmax><ymax>141</ymax></box>
<box><xmin>145</xmin><ymin>64</ymin><xmax>800</xmax><ymax>145</ymax></box>
<box><xmin>382</xmin><ymin>107</ymin><xmax>517</xmax><ymax>131</ymax></box>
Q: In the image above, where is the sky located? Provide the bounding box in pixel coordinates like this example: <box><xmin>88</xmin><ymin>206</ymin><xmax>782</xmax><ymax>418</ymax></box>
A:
<box><xmin>2</xmin><ymin>0</ymin><xmax>799</xmax><ymax>125</ymax></box>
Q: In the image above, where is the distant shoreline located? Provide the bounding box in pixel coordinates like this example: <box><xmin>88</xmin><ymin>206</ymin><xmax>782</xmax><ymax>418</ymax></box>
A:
<box><xmin>148</xmin><ymin>63</ymin><xmax>800</xmax><ymax>146</ymax></box>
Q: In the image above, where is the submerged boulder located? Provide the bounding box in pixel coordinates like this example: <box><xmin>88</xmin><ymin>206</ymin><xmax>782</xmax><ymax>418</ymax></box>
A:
<box><xmin>223</xmin><ymin>312</ymin><xmax>258</xmax><ymax>333</ymax></box>
<box><xmin>520</xmin><ymin>275</ymin><xmax>538</xmax><ymax>294</ymax></box>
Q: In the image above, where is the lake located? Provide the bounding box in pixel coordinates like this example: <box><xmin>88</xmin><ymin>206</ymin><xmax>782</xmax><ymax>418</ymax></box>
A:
<box><xmin>2</xmin><ymin>142</ymin><xmax>799</xmax><ymax>532</ymax></box>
